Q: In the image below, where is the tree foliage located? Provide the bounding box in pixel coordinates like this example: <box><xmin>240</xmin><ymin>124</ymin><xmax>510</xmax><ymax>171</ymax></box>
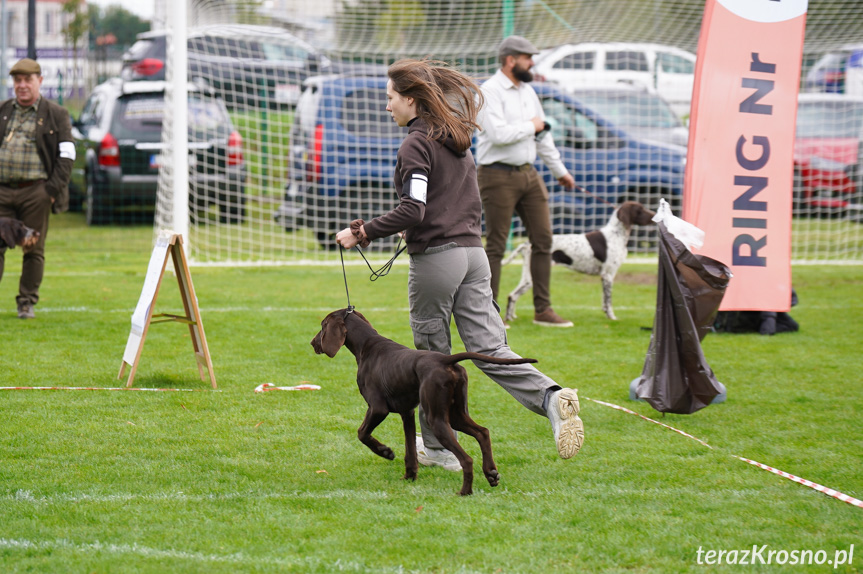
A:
<box><xmin>87</xmin><ymin>4</ymin><xmax>150</xmax><ymax>51</ymax></box>
<box><xmin>62</xmin><ymin>0</ymin><xmax>88</xmax><ymax>53</ymax></box>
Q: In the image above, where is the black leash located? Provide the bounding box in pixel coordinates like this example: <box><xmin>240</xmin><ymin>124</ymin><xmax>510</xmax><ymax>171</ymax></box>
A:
<box><xmin>355</xmin><ymin>235</ymin><xmax>407</xmax><ymax>281</ymax></box>
<box><xmin>575</xmin><ymin>184</ymin><xmax>615</xmax><ymax>206</ymax></box>
<box><xmin>339</xmin><ymin>235</ymin><xmax>407</xmax><ymax>312</ymax></box>
<box><xmin>350</xmin><ymin>235</ymin><xmax>408</xmax><ymax>281</ymax></box>
<box><xmin>338</xmin><ymin>245</ymin><xmax>355</xmax><ymax>314</ymax></box>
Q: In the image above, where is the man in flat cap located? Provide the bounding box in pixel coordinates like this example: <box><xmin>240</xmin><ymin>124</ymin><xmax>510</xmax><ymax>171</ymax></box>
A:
<box><xmin>476</xmin><ymin>36</ymin><xmax>576</xmax><ymax>328</ymax></box>
<box><xmin>0</xmin><ymin>58</ymin><xmax>75</xmax><ymax>318</ymax></box>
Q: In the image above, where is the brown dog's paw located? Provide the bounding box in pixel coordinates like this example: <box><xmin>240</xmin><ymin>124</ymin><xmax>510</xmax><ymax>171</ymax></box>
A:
<box><xmin>376</xmin><ymin>445</ymin><xmax>395</xmax><ymax>460</ymax></box>
<box><xmin>458</xmin><ymin>486</ymin><xmax>473</xmax><ymax>496</ymax></box>
<box><xmin>486</xmin><ymin>469</ymin><xmax>500</xmax><ymax>487</ymax></box>
<box><xmin>403</xmin><ymin>470</ymin><xmax>417</xmax><ymax>482</ymax></box>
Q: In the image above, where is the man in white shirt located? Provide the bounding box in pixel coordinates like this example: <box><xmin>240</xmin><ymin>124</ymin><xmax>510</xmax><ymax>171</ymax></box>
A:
<box><xmin>476</xmin><ymin>36</ymin><xmax>576</xmax><ymax>327</ymax></box>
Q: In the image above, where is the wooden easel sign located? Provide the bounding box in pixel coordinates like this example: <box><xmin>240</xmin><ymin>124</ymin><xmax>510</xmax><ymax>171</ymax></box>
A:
<box><xmin>119</xmin><ymin>230</ymin><xmax>217</xmax><ymax>388</ymax></box>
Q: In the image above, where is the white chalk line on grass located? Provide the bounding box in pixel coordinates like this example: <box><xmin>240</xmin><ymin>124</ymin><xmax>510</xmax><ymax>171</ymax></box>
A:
<box><xmin>5</xmin><ymin>301</ymin><xmax>857</xmax><ymax>315</ymax></box>
<box><xmin>0</xmin><ymin>538</ymin><xmax>482</xmax><ymax>573</ymax></box>
<box><xmin>0</xmin><ymin>538</ymin><xmax>384</xmax><ymax>571</ymax></box>
<box><xmin>1</xmin><ymin>305</ymin><xmax>413</xmax><ymax>314</ymax></box>
<box><xmin>0</xmin><ymin>538</ymin><xmax>272</xmax><ymax>566</ymax></box>
<box><xmin>585</xmin><ymin>397</ymin><xmax>863</xmax><ymax>509</ymax></box>
<box><xmin>4</xmin><ymin>485</ymin><xmax>765</xmax><ymax>506</ymax></box>
<box><xmin>3</xmin><ymin>303</ymin><xmax>672</xmax><ymax>315</ymax></box>
<box><xmin>6</xmin><ymin>489</ymin><xmax>389</xmax><ymax>504</ymax></box>
<box><xmin>30</xmin><ymin>259</ymin><xmax>863</xmax><ymax>270</ymax></box>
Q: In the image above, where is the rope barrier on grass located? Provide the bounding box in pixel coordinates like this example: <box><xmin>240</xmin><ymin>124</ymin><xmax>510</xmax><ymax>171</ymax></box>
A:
<box><xmin>733</xmin><ymin>456</ymin><xmax>863</xmax><ymax>509</ymax></box>
<box><xmin>584</xmin><ymin>396</ymin><xmax>863</xmax><ymax>510</ymax></box>
<box><xmin>585</xmin><ymin>397</ymin><xmax>714</xmax><ymax>449</ymax></box>
<box><xmin>254</xmin><ymin>383</ymin><xmax>321</xmax><ymax>393</ymax></box>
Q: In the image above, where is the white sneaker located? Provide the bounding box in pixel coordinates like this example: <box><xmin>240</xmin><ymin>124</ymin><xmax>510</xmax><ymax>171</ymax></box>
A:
<box><xmin>547</xmin><ymin>388</ymin><xmax>584</xmax><ymax>459</ymax></box>
<box><xmin>415</xmin><ymin>435</ymin><xmax>461</xmax><ymax>472</ymax></box>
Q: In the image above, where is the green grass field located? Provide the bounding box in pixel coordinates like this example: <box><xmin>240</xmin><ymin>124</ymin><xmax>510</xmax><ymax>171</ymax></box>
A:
<box><xmin>1</xmin><ymin>213</ymin><xmax>861</xmax><ymax>573</ymax></box>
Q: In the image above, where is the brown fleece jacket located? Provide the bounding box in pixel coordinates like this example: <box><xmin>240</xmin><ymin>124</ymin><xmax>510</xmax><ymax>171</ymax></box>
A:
<box><xmin>362</xmin><ymin>118</ymin><xmax>483</xmax><ymax>255</ymax></box>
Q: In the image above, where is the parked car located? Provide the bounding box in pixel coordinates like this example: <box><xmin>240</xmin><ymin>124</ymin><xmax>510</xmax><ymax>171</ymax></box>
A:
<box><xmin>533</xmin><ymin>42</ymin><xmax>696</xmax><ymax>118</ymax></box>
<box><xmin>276</xmin><ymin>75</ymin><xmax>686</xmax><ymax>250</ymax></box>
<box><xmin>567</xmin><ymin>86</ymin><xmax>689</xmax><ymax>147</ymax></box>
<box><xmin>70</xmin><ymin>78</ymin><xmax>247</xmax><ymax>225</ymax></box>
<box><xmin>803</xmin><ymin>44</ymin><xmax>863</xmax><ymax>95</ymax></box>
<box><xmin>794</xmin><ymin>93</ymin><xmax>863</xmax><ymax>216</ymax></box>
<box><xmin>121</xmin><ymin>25</ymin><xmax>330</xmax><ymax>109</ymax></box>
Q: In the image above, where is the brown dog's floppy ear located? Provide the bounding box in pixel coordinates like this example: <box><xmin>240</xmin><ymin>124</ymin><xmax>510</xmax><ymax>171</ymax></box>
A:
<box><xmin>616</xmin><ymin>202</ymin><xmax>634</xmax><ymax>228</ymax></box>
<box><xmin>320</xmin><ymin>314</ymin><xmax>347</xmax><ymax>358</ymax></box>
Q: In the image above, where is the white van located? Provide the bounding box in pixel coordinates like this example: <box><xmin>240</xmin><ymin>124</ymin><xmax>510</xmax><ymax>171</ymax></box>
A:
<box><xmin>533</xmin><ymin>42</ymin><xmax>697</xmax><ymax>118</ymax></box>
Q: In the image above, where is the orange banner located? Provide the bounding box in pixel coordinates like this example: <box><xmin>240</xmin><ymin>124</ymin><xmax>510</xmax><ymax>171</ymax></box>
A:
<box><xmin>684</xmin><ymin>0</ymin><xmax>807</xmax><ymax>311</ymax></box>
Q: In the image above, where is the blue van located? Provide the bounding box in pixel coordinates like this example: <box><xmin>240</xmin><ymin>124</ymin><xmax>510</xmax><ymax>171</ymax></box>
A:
<box><xmin>277</xmin><ymin>75</ymin><xmax>686</xmax><ymax>250</ymax></box>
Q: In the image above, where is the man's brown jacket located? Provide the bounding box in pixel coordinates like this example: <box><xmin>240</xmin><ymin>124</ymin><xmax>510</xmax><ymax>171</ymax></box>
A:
<box><xmin>0</xmin><ymin>97</ymin><xmax>75</xmax><ymax>213</ymax></box>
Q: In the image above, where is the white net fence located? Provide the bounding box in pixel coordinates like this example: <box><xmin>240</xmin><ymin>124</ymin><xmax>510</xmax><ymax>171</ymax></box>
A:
<box><xmin>150</xmin><ymin>0</ymin><xmax>863</xmax><ymax>265</ymax></box>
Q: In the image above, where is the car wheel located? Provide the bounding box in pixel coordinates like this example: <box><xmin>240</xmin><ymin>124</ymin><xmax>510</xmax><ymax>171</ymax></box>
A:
<box><xmin>67</xmin><ymin>181</ymin><xmax>84</xmax><ymax>212</ymax></box>
<box><xmin>187</xmin><ymin>190</ymin><xmax>208</xmax><ymax>224</ymax></box>
<box><xmin>847</xmin><ymin>189</ymin><xmax>863</xmax><ymax>223</ymax></box>
<box><xmin>277</xmin><ymin>186</ymin><xmax>307</xmax><ymax>233</ymax></box>
<box><xmin>85</xmin><ymin>176</ymin><xmax>111</xmax><ymax>225</ymax></box>
<box><xmin>218</xmin><ymin>192</ymin><xmax>246</xmax><ymax>224</ymax></box>
<box><xmin>316</xmin><ymin>231</ymin><xmax>338</xmax><ymax>251</ymax></box>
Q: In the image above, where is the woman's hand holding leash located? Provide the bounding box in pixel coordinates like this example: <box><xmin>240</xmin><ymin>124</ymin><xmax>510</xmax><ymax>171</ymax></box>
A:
<box><xmin>337</xmin><ymin>219</ymin><xmax>406</xmax><ymax>283</ymax></box>
<box><xmin>337</xmin><ymin>220</ymin><xmax>372</xmax><ymax>249</ymax></box>
<box><xmin>336</xmin><ymin>227</ymin><xmax>359</xmax><ymax>249</ymax></box>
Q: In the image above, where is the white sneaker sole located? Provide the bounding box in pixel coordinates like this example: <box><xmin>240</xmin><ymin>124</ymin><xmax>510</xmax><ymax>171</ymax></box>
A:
<box><xmin>416</xmin><ymin>452</ymin><xmax>462</xmax><ymax>472</ymax></box>
<box><xmin>415</xmin><ymin>436</ymin><xmax>461</xmax><ymax>472</ymax></box>
<box><xmin>533</xmin><ymin>320</ymin><xmax>574</xmax><ymax>328</ymax></box>
<box><xmin>555</xmin><ymin>388</ymin><xmax>584</xmax><ymax>459</ymax></box>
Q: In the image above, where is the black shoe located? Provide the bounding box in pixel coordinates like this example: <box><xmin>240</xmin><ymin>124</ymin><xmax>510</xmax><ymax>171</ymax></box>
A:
<box><xmin>17</xmin><ymin>303</ymin><xmax>35</xmax><ymax>319</ymax></box>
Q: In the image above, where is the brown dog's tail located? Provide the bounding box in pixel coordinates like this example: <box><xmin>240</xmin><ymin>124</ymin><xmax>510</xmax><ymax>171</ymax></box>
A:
<box><xmin>445</xmin><ymin>352</ymin><xmax>537</xmax><ymax>366</ymax></box>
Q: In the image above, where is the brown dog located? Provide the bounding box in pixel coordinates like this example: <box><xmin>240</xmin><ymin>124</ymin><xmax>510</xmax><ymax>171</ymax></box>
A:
<box><xmin>311</xmin><ymin>308</ymin><xmax>537</xmax><ymax>496</ymax></box>
<box><xmin>0</xmin><ymin>217</ymin><xmax>39</xmax><ymax>251</ymax></box>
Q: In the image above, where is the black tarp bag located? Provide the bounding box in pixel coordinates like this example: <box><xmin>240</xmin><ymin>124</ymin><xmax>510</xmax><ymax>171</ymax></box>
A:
<box><xmin>635</xmin><ymin>221</ymin><xmax>732</xmax><ymax>414</ymax></box>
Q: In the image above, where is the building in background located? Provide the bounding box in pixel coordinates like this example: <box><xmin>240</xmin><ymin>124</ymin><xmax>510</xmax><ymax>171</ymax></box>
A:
<box><xmin>1</xmin><ymin>0</ymin><xmax>89</xmax><ymax>100</ymax></box>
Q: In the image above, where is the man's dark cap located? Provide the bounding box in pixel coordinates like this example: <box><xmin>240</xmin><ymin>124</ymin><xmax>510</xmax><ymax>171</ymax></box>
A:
<box><xmin>498</xmin><ymin>36</ymin><xmax>540</xmax><ymax>59</ymax></box>
<box><xmin>10</xmin><ymin>58</ymin><xmax>41</xmax><ymax>76</ymax></box>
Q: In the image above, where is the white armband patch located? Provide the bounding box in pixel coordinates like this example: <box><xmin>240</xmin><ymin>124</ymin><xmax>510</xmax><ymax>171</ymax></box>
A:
<box><xmin>409</xmin><ymin>173</ymin><xmax>428</xmax><ymax>204</ymax></box>
<box><xmin>59</xmin><ymin>141</ymin><xmax>76</xmax><ymax>161</ymax></box>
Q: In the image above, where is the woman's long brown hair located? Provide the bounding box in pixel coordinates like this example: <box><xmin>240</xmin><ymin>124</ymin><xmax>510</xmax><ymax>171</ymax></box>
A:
<box><xmin>387</xmin><ymin>59</ymin><xmax>484</xmax><ymax>153</ymax></box>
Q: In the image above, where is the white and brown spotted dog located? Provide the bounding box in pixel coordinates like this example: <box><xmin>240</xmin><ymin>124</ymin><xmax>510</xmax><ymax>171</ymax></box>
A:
<box><xmin>503</xmin><ymin>201</ymin><xmax>655</xmax><ymax>321</ymax></box>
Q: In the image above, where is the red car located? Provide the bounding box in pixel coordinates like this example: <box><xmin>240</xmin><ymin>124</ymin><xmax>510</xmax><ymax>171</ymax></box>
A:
<box><xmin>794</xmin><ymin>93</ymin><xmax>863</xmax><ymax>215</ymax></box>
